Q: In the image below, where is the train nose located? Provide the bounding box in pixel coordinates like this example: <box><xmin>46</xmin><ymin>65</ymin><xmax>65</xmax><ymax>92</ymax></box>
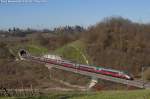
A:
<box><xmin>18</xmin><ymin>49</ymin><xmax>29</xmax><ymax>60</ymax></box>
<box><xmin>125</xmin><ymin>75</ymin><xmax>130</xmax><ymax>79</ymax></box>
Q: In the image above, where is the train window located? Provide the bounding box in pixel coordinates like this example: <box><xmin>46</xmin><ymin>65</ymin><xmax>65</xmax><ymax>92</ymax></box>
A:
<box><xmin>99</xmin><ymin>68</ymin><xmax>103</xmax><ymax>70</ymax></box>
<box><xmin>110</xmin><ymin>71</ymin><xmax>118</xmax><ymax>74</ymax></box>
<box><xmin>96</xmin><ymin>67</ymin><xmax>101</xmax><ymax>70</ymax></box>
<box><xmin>102</xmin><ymin>69</ymin><xmax>118</xmax><ymax>74</ymax></box>
<box><xmin>75</xmin><ymin>64</ymin><xmax>79</xmax><ymax>67</ymax></box>
<box><xmin>57</xmin><ymin>60</ymin><xmax>62</xmax><ymax>64</ymax></box>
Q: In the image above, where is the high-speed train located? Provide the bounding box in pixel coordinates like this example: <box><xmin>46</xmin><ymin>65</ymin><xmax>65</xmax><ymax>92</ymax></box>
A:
<box><xmin>19</xmin><ymin>49</ymin><xmax>133</xmax><ymax>80</ymax></box>
<box><xmin>30</xmin><ymin>56</ymin><xmax>133</xmax><ymax>80</ymax></box>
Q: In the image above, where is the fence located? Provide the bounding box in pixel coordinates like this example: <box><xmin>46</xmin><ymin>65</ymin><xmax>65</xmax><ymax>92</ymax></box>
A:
<box><xmin>0</xmin><ymin>87</ymin><xmax>42</xmax><ymax>97</ymax></box>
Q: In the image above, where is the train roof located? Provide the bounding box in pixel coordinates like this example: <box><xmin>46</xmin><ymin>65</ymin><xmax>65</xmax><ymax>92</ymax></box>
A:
<box><xmin>88</xmin><ymin>64</ymin><xmax>130</xmax><ymax>75</ymax></box>
<box><xmin>65</xmin><ymin>58</ymin><xmax>129</xmax><ymax>74</ymax></box>
<box><xmin>90</xmin><ymin>64</ymin><xmax>124</xmax><ymax>73</ymax></box>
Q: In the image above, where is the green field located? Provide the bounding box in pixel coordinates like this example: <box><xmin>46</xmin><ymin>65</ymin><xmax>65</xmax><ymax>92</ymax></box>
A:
<box><xmin>71</xmin><ymin>90</ymin><xmax>150</xmax><ymax>99</ymax></box>
<box><xmin>0</xmin><ymin>90</ymin><xmax>150</xmax><ymax>99</ymax></box>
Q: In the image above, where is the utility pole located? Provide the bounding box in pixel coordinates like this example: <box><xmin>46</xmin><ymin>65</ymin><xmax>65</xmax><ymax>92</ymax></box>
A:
<box><xmin>141</xmin><ymin>65</ymin><xmax>146</xmax><ymax>88</ymax></box>
<box><xmin>141</xmin><ymin>66</ymin><xmax>144</xmax><ymax>82</ymax></box>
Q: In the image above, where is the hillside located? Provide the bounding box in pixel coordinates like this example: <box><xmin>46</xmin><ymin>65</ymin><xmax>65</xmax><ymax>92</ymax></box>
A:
<box><xmin>0</xmin><ymin>33</ymin><xmax>78</xmax><ymax>89</ymax></box>
<box><xmin>82</xmin><ymin>17</ymin><xmax>150</xmax><ymax>80</ymax></box>
<box><xmin>0</xmin><ymin>41</ymin><xmax>51</xmax><ymax>88</ymax></box>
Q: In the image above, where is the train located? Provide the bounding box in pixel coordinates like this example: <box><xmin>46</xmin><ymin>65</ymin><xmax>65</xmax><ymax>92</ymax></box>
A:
<box><xmin>30</xmin><ymin>55</ymin><xmax>134</xmax><ymax>80</ymax></box>
<box><xmin>19</xmin><ymin>50</ymin><xmax>133</xmax><ymax>80</ymax></box>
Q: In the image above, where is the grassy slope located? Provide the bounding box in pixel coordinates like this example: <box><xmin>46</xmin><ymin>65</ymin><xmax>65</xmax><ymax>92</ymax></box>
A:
<box><xmin>55</xmin><ymin>40</ymin><xmax>91</xmax><ymax>64</ymax></box>
<box><xmin>10</xmin><ymin>43</ymin><xmax>49</xmax><ymax>57</ymax></box>
<box><xmin>0</xmin><ymin>42</ymin><xmax>51</xmax><ymax>88</ymax></box>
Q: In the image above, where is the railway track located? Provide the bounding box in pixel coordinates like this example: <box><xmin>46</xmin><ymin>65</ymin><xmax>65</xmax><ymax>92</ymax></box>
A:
<box><xmin>19</xmin><ymin>50</ymin><xmax>150</xmax><ymax>89</ymax></box>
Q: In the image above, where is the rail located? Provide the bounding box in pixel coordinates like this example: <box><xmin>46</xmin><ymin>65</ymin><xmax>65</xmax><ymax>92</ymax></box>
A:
<box><xmin>19</xmin><ymin>50</ymin><xmax>150</xmax><ymax>89</ymax></box>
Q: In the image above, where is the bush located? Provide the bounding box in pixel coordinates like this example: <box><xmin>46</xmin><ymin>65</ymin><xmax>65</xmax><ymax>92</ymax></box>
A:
<box><xmin>0</xmin><ymin>42</ymin><xmax>14</xmax><ymax>59</ymax></box>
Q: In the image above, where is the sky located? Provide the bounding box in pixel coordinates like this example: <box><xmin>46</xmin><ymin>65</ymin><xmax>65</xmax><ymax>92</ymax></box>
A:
<box><xmin>0</xmin><ymin>0</ymin><xmax>150</xmax><ymax>29</ymax></box>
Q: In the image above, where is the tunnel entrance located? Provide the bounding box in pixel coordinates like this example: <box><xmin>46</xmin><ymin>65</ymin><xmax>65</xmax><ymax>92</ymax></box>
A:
<box><xmin>19</xmin><ymin>49</ymin><xmax>28</xmax><ymax>57</ymax></box>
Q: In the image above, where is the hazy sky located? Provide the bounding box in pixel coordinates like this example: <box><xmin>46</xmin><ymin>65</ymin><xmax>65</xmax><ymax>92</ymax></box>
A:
<box><xmin>0</xmin><ymin>0</ymin><xmax>150</xmax><ymax>29</ymax></box>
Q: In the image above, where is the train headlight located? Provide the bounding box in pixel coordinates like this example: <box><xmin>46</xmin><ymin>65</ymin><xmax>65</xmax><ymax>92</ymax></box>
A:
<box><xmin>125</xmin><ymin>75</ymin><xmax>130</xmax><ymax>79</ymax></box>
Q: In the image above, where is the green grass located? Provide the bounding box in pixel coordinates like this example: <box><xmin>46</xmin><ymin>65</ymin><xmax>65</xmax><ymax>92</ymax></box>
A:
<box><xmin>55</xmin><ymin>40</ymin><xmax>91</xmax><ymax>64</ymax></box>
<box><xmin>70</xmin><ymin>90</ymin><xmax>150</xmax><ymax>99</ymax></box>
<box><xmin>0</xmin><ymin>91</ymin><xmax>88</xmax><ymax>99</ymax></box>
<box><xmin>9</xmin><ymin>43</ymin><xmax>49</xmax><ymax>57</ymax></box>
<box><xmin>1</xmin><ymin>90</ymin><xmax>150</xmax><ymax>99</ymax></box>
<box><xmin>26</xmin><ymin>44</ymin><xmax>48</xmax><ymax>55</ymax></box>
